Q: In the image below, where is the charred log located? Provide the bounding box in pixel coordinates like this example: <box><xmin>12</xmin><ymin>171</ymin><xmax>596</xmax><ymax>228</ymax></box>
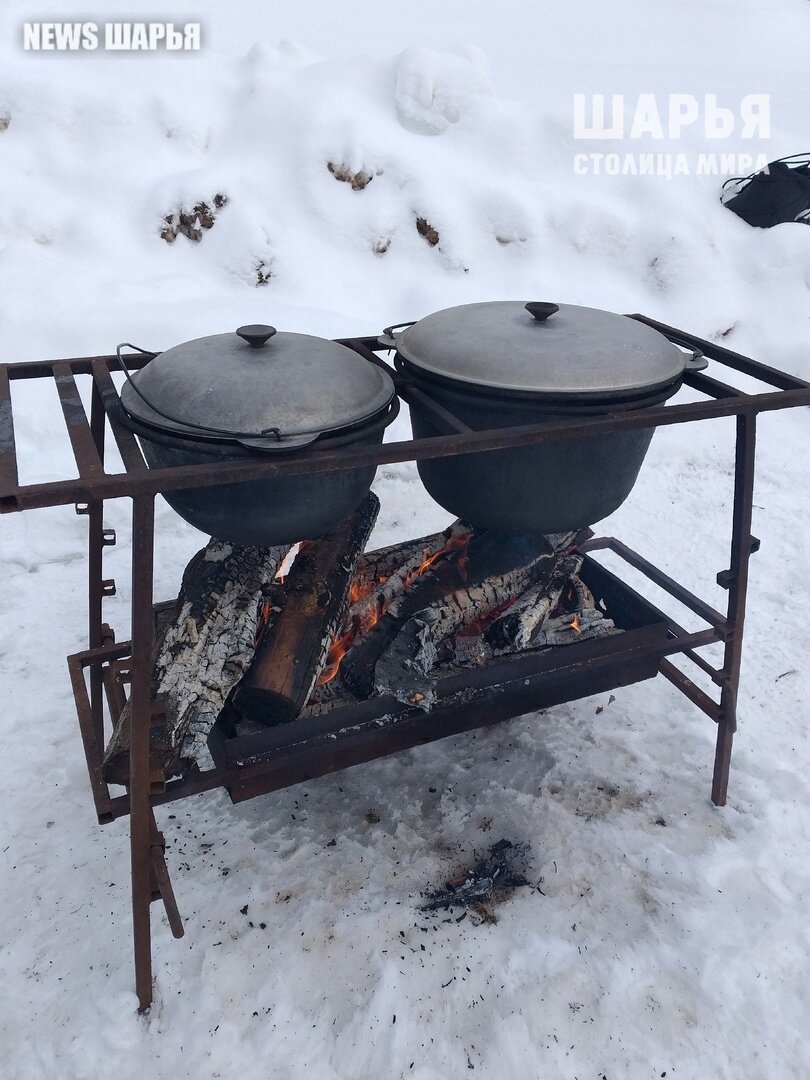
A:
<box><xmin>373</xmin><ymin>532</ymin><xmax>581</xmax><ymax>707</ymax></box>
<box><xmin>340</xmin><ymin>522</ymin><xmax>479</xmax><ymax>697</ymax></box>
<box><xmin>347</xmin><ymin>521</ymin><xmax>465</xmax><ymax>631</ymax></box>
<box><xmin>233</xmin><ymin>493</ymin><xmax>379</xmax><ymax>726</ymax></box>
<box><xmin>355</xmin><ymin>528</ymin><xmax>451</xmax><ymax>588</ymax></box>
<box><xmin>446</xmin><ymin>570</ymin><xmax>618</xmax><ymax>671</ymax></box>
<box><xmin>102</xmin><ymin>539</ymin><xmax>287</xmax><ymax>784</ymax></box>
<box><xmin>485</xmin><ymin>552</ymin><xmax>582</xmax><ymax>650</ymax></box>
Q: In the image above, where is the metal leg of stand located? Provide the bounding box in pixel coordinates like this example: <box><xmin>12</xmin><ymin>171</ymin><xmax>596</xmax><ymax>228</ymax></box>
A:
<box><xmin>712</xmin><ymin>411</ymin><xmax>756</xmax><ymax>806</ymax></box>
<box><xmin>88</xmin><ymin>382</ymin><xmax>106</xmax><ymax>751</ymax></box>
<box><xmin>130</xmin><ymin>496</ymin><xmax>156</xmax><ymax>1010</ymax></box>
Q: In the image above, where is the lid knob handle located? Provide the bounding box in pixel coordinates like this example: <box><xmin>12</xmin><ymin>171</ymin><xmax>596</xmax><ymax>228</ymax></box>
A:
<box><xmin>236</xmin><ymin>324</ymin><xmax>277</xmax><ymax>348</ymax></box>
<box><xmin>525</xmin><ymin>302</ymin><xmax>559</xmax><ymax>322</ymax></box>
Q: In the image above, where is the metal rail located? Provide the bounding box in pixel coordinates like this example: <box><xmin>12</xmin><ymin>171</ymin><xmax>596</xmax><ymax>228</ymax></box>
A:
<box><xmin>1</xmin><ymin>329</ymin><xmax>808</xmax><ymax>514</ymax></box>
<box><xmin>2</xmin><ymin>317</ymin><xmax>808</xmax><ymax>1012</ymax></box>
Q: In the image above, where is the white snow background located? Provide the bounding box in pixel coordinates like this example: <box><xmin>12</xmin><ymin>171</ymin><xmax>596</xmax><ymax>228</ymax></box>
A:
<box><xmin>1</xmin><ymin>0</ymin><xmax>809</xmax><ymax>1077</ymax></box>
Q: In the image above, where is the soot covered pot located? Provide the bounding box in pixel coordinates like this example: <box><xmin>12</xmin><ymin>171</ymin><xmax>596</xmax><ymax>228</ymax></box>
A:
<box><xmin>119</xmin><ymin>323</ymin><xmax>397</xmax><ymax>546</ymax></box>
<box><xmin>382</xmin><ymin>301</ymin><xmax>706</xmax><ymax>534</ymax></box>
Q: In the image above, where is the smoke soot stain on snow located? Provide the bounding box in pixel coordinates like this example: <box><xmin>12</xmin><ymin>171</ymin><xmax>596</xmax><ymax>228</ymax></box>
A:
<box><xmin>545</xmin><ymin>777</ymin><xmax>646</xmax><ymax>821</ymax></box>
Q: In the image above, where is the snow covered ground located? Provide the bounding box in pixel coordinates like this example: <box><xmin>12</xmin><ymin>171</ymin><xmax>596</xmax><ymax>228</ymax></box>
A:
<box><xmin>1</xmin><ymin>0</ymin><xmax>809</xmax><ymax>1076</ymax></box>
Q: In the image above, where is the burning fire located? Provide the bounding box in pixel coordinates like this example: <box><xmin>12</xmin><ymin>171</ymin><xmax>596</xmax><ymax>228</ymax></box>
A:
<box><xmin>317</xmin><ymin>529</ymin><xmax>472</xmax><ymax>686</ymax></box>
<box><xmin>318</xmin><ymin>598</ymin><xmax>386</xmax><ymax>685</ymax></box>
<box><xmin>348</xmin><ymin>575</ymin><xmax>376</xmax><ymax>606</ymax></box>
<box><xmin>254</xmin><ymin>540</ymin><xmax>318</xmax><ymax>647</ymax></box>
<box><xmin>569</xmin><ymin>614</ymin><xmax>582</xmax><ymax>634</ymax></box>
<box><xmin>405</xmin><ymin>531</ymin><xmax>470</xmax><ymax>589</ymax></box>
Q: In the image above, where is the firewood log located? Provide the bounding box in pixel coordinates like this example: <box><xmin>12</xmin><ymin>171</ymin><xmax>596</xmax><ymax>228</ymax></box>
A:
<box><xmin>342</xmin><ymin>529</ymin><xmax>579</xmax><ymax>700</ymax></box>
<box><xmin>339</xmin><ymin>522</ymin><xmax>477</xmax><ymax>697</ymax></box>
<box><xmin>232</xmin><ymin>493</ymin><xmax>379</xmax><ymax>726</ymax></box>
<box><xmin>347</xmin><ymin>521</ymin><xmax>465</xmax><ymax>629</ymax></box>
<box><xmin>356</xmin><ymin>529</ymin><xmax>451</xmax><ymax>588</ymax></box>
<box><xmin>484</xmin><ymin>552</ymin><xmax>583</xmax><ymax>650</ymax></box>
<box><xmin>102</xmin><ymin>539</ymin><xmax>288</xmax><ymax>784</ymax></box>
<box><xmin>372</xmin><ymin>532</ymin><xmax>581</xmax><ymax>707</ymax></box>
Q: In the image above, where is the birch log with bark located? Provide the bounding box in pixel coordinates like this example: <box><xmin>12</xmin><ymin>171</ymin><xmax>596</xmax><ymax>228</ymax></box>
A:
<box><xmin>102</xmin><ymin>539</ymin><xmax>288</xmax><ymax>784</ymax></box>
<box><xmin>232</xmin><ymin>493</ymin><xmax>379</xmax><ymax>726</ymax></box>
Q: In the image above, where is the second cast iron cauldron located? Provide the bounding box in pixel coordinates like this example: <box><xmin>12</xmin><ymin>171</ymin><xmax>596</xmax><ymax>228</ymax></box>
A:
<box><xmin>119</xmin><ymin>324</ymin><xmax>398</xmax><ymax>546</ymax></box>
<box><xmin>381</xmin><ymin>301</ymin><xmax>707</xmax><ymax>534</ymax></box>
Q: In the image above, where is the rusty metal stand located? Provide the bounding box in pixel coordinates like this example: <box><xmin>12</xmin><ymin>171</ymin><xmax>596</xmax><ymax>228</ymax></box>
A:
<box><xmin>2</xmin><ymin>320</ymin><xmax>808</xmax><ymax>1010</ymax></box>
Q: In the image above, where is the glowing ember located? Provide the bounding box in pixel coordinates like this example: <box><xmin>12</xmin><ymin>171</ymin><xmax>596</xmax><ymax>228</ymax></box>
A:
<box><xmin>349</xmin><ymin>576</ymin><xmax>376</xmax><ymax>605</ymax></box>
<box><xmin>458</xmin><ymin>596</ymin><xmax>517</xmax><ymax>639</ymax></box>
<box><xmin>416</xmin><ymin>532</ymin><xmax>470</xmax><ymax>581</ymax></box>
<box><xmin>402</xmin><ymin>531</ymin><xmax>471</xmax><ymax>592</ymax></box>
<box><xmin>254</xmin><ymin>598</ymin><xmax>274</xmax><ymax>649</ymax></box>
<box><xmin>569</xmin><ymin>614</ymin><xmax>582</xmax><ymax>633</ymax></box>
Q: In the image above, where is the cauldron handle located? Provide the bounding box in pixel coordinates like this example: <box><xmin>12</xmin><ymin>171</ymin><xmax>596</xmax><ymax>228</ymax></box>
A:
<box><xmin>379</xmin><ymin>321</ymin><xmax>416</xmax><ymax>349</ymax></box>
<box><xmin>681</xmin><ymin>346</ymin><xmax>708</xmax><ymax>372</ymax></box>
<box><xmin>236</xmin><ymin>432</ymin><xmax>320</xmax><ymax>453</ymax></box>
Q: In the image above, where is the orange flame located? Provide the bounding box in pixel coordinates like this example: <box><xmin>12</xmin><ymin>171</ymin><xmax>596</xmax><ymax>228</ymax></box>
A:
<box><xmin>349</xmin><ymin>576</ymin><xmax>376</xmax><ymax>606</ymax></box>
<box><xmin>318</xmin><ymin>600</ymin><xmax>385</xmax><ymax>684</ymax></box>
<box><xmin>403</xmin><ymin>531</ymin><xmax>471</xmax><ymax>592</ymax></box>
<box><xmin>317</xmin><ymin>627</ymin><xmax>354</xmax><ymax>685</ymax></box>
<box><xmin>317</xmin><ymin>529</ymin><xmax>472</xmax><ymax>686</ymax></box>
<box><xmin>254</xmin><ymin>598</ymin><xmax>274</xmax><ymax>648</ymax></box>
<box><xmin>570</xmin><ymin>614</ymin><xmax>582</xmax><ymax>634</ymax></box>
<box><xmin>274</xmin><ymin>539</ymin><xmax>317</xmax><ymax>585</ymax></box>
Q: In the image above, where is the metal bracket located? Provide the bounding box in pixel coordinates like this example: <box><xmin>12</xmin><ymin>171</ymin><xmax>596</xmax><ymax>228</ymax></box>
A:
<box><xmin>102</xmin><ymin>529</ymin><xmax>117</xmax><ymax>547</ymax></box>
<box><xmin>716</xmin><ymin>535</ymin><xmax>760</xmax><ymax>589</ymax></box>
<box><xmin>101</xmin><ymin>578</ymin><xmax>116</xmax><ymax>597</ymax></box>
<box><xmin>75</xmin><ymin>502</ymin><xmax>90</xmax><ymax>516</ymax></box>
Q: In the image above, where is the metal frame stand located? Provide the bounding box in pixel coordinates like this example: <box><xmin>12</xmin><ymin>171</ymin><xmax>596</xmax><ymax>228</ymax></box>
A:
<box><xmin>2</xmin><ymin>320</ymin><xmax>807</xmax><ymax>1011</ymax></box>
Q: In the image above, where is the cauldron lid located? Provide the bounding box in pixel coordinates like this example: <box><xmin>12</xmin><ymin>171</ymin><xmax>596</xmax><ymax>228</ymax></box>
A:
<box><xmin>120</xmin><ymin>325</ymin><xmax>395</xmax><ymax>448</ymax></box>
<box><xmin>388</xmin><ymin>302</ymin><xmax>690</xmax><ymax>396</ymax></box>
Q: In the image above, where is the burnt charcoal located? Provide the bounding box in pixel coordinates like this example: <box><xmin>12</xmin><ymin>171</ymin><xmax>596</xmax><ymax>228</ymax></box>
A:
<box><xmin>421</xmin><ymin>839</ymin><xmax>530</xmax><ymax>911</ymax></box>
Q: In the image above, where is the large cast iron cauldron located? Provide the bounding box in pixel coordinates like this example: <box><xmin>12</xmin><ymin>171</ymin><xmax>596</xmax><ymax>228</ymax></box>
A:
<box><xmin>382</xmin><ymin>301</ymin><xmax>706</xmax><ymax>535</ymax></box>
<box><xmin>119</xmin><ymin>324</ymin><xmax>397</xmax><ymax>546</ymax></box>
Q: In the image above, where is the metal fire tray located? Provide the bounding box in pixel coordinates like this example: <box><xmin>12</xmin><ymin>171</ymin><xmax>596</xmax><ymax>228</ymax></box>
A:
<box><xmin>205</xmin><ymin>558</ymin><xmax>674</xmax><ymax>802</ymax></box>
